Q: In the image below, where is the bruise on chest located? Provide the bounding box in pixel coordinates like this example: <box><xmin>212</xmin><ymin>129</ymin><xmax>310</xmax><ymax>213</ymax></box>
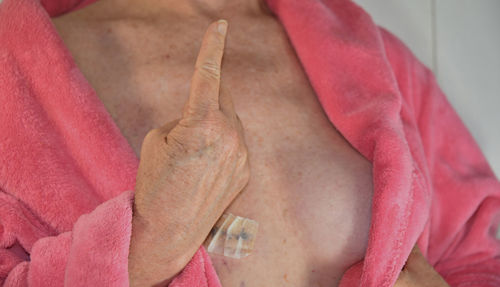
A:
<box><xmin>52</xmin><ymin>15</ymin><xmax>373</xmax><ymax>286</ymax></box>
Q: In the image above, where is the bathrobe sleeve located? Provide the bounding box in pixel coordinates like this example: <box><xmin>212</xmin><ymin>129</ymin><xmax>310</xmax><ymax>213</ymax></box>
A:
<box><xmin>0</xmin><ymin>189</ymin><xmax>135</xmax><ymax>286</ymax></box>
<box><xmin>381</xmin><ymin>28</ymin><xmax>500</xmax><ymax>286</ymax></box>
<box><xmin>0</xmin><ymin>187</ymin><xmax>220</xmax><ymax>287</ymax></box>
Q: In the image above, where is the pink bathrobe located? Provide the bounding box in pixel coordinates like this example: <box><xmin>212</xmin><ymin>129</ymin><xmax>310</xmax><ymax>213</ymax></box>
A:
<box><xmin>1</xmin><ymin>0</ymin><xmax>499</xmax><ymax>286</ymax></box>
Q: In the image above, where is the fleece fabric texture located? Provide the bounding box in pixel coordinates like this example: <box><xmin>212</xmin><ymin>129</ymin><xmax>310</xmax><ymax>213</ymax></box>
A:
<box><xmin>1</xmin><ymin>0</ymin><xmax>499</xmax><ymax>286</ymax></box>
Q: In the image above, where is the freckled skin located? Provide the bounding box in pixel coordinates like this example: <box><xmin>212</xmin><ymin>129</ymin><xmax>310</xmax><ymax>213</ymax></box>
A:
<box><xmin>51</xmin><ymin>2</ymin><xmax>373</xmax><ymax>286</ymax></box>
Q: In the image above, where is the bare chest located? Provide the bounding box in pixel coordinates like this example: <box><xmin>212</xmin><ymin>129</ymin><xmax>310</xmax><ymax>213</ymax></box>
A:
<box><xmin>52</xmin><ymin>15</ymin><xmax>373</xmax><ymax>286</ymax></box>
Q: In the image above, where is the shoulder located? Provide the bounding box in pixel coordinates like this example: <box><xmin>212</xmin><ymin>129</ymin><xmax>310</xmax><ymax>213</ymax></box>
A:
<box><xmin>376</xmin><ymin>26</ymin><xmax>439</xmax><ymax>115</ymax></box>
<box><xmin>378</xmin><ymin>26</ymin><xmax>435</xmax><ymax>87</ymax></box>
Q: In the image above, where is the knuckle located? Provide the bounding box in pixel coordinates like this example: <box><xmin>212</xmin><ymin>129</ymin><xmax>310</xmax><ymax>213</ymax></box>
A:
<box><xmin>202</xmin><ymin>126</ymin><xmax>225</xmax><ymax>147</ymax></box>
<box><xmin>180</xmin><ymin>112</ymin><xmax>242</xmax><ymax>152</ymax></box>
<box><xmin>238</xmin><ymin>145</ymin><xmax>248</xmax><ymax>160</ymax></box>
<box><xmin>202</xmin><ymin>124</ymin><xmax>238</xmax><ymax>151</ymax></box>
<box><xmin>144</xmin><ymin>128</ymin><xmax>163</xmax><ymax>143</ymax></box>
<box><xmin>195</xmin><ymin>61</ymin><xmax>221</xmax><ymax>80</ymax></box>
<box><xmin>188</xmin><ymin>117</ymin><xmax>225</xmax><ymax>146</ymax></box>
<box><xmin>237</xmin><ymin>146</ymin><xmax>249</xmax><ymax>167</ymax></box>
<box><xmin>166</xmin><ymin>134</ymin><xmax>186</xmax><ymax>150</ymax></box>
<box><xmin>222</xmin><ymin>126</ymin><xmax>240</xmax><ymax>147</ymax></box>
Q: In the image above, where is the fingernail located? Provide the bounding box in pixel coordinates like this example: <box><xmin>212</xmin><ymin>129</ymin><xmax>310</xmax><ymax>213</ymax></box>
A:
<box><xmin>217</xmin><ymin>19</ymin><xmax>228</xmax><ymax>35</ymax></box>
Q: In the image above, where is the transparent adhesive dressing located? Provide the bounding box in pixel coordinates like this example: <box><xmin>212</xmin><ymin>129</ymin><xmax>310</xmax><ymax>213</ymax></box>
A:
<box><xmin>204</xmin><ymin>213</ymin><xmax>259</xmax><ymax>259</ymax></box>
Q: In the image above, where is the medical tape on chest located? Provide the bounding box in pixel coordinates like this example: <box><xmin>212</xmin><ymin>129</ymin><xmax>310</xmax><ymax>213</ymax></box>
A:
<box><xmin>204</xmin><ymin>213</ymin><xmax>259</xmax><ymax>259</ymax></box>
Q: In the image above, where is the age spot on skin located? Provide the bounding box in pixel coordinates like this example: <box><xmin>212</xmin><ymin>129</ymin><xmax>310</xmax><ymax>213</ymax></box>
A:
<box><xmin>284</xmin><ymin>273</ymin><xmax>289</xmax><ymax>282</ymax></box>
<box><xmin>239</xmin><ymin>281</ymin><xmax>246</xmax><ymax>287</ymax></box>
<box><xmin>221</xmin><ymin>259</ymin><xmax>231</xmax><ymax>272</ymax></box>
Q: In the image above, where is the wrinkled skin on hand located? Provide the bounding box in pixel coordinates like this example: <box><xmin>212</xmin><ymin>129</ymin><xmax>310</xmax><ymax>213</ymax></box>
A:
<box><xmin>128</xmin><ymin>19</ymin><xmax>250</xmax><ymax>286</ymax></box>
<box><xmin>394</xmin><ymin>244</ymin><xmax>450</xmax><ymax>287</ymax></box>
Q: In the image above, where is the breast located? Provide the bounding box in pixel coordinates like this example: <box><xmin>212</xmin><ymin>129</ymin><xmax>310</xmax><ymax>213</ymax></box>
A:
<box><xmin>206</xmin><ymin>61</ymin><xmax>374</xmax><ymax>286</ymax></box>
<box><xmin>51</xmin><ymin>15</ymin><xmax>373</xmax><ymax>286</ymax></box>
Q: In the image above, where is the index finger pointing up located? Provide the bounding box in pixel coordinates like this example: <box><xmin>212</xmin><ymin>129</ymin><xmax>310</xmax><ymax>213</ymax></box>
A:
<box><xmin>184</xmin><ymin>19</ymin><xmax>228</xmax><ymax>118</ymax></box>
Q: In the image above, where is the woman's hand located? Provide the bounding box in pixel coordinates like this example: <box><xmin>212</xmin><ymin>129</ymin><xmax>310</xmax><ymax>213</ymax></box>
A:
<box><xmin>394</xmin><ymin>244</ymin><xmax>449</xmax><ymax>287</ymax></box>
<box><xmin>128</xmin><ymin>19</ymin><xmax>250</xmax><ymax>286</ymax></box>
